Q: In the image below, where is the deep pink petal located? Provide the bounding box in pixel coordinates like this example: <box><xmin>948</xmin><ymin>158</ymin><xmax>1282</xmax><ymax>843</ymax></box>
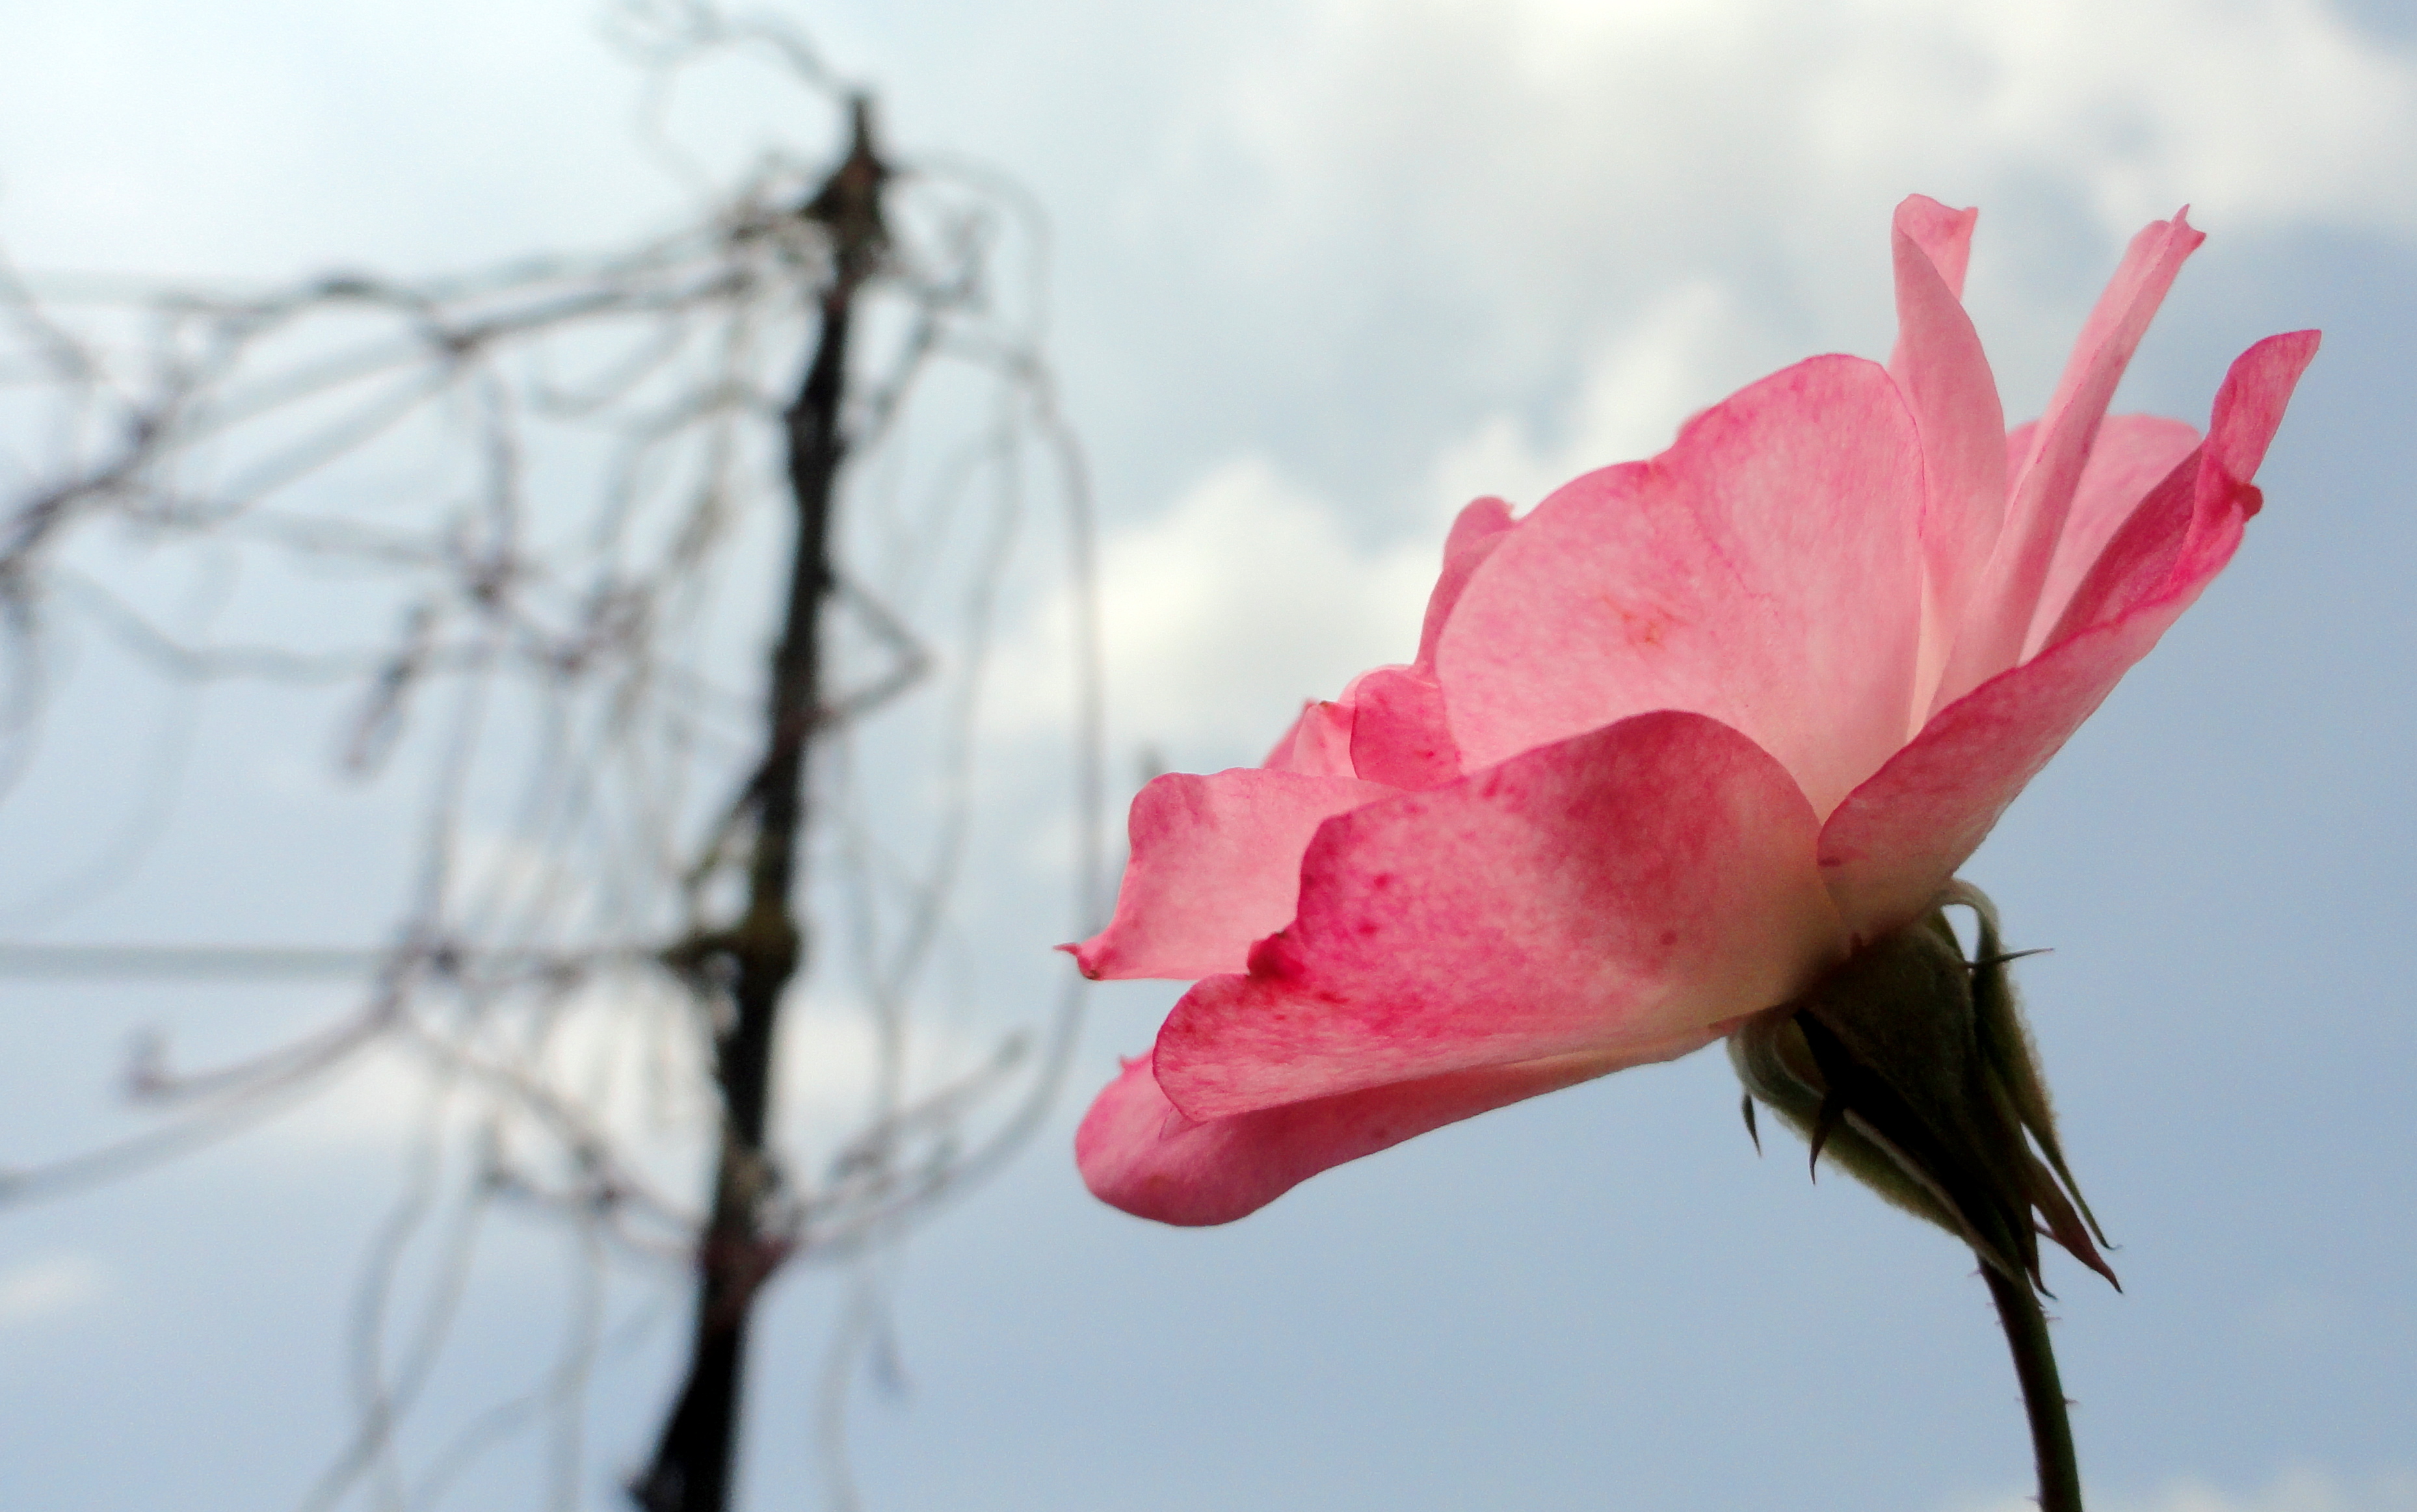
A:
<box><xmin>2044</xmin><ymin>332</ymin><xmax>2319</xmax><ymax>647</ymax></box>
<box><xmin>1438</xmin><ymin>356</ymin><xmax>1925</xmax><ymax>817</ymax></box>
<box><xmin>1072</xmin><ymin>769</ymin><xmax>1389</xmax><ymax>980</ymax></box>
<box><xmin>2021</xmin><ymin>415</ymin><xmax>2202</xmax><ymax>658</ymax></box>
<box><xmin>1153</xmin><ymin>711</ymin><xmax>1845</xmax><ymax>1120</ymax></box>
<box><xmin>1935</xmin><ymin>211</ymin><xmax>2204</xmax><ymax>709</ymax></box>
<box><xmin>1886</xmin><ymin>196</ymin><xmax>2010</xmax><ymax>720</ymax></box>
<box><xmin>1819</xmin><ymin>332</ymin><xmax>2318</xmax><ymax>938</ymax></box>
<box><xmin>2204</xmin><ymin>329</ymin><xmax>2319</xmax><ymax>483</ymax></box>
<box><xmin>1076</xmin><ymin>1039</ymin><xmax>1695</xmax><ymax>1225</ymax></box>
<box><xmin>1415</xmin><ymin>496</ymin><xmax>1516</xmax><ymax>669</ymax></box>
<box><xmin>1347</xmin><ymin>666</ymin><xmax>1461</xmax><ymax>790</ymax></box>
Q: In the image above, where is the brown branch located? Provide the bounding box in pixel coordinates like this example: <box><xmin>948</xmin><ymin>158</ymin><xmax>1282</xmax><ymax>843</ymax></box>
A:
<box><xmin>629</xmin><ymin>94</ymin><xmax>888</xmax><ymax>1512</ymax></box>
<box><xmin>0</xmin><ymin>16</ymin><xmax>1102</xmax><ymax>1498</ymax></box>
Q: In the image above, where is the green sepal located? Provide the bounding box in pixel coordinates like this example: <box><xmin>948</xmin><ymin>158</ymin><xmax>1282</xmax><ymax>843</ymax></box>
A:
<box><xmin>1726</xmin><ymin>881</ymin><xmax>2117</xmax><ymax>1296</ymax></box>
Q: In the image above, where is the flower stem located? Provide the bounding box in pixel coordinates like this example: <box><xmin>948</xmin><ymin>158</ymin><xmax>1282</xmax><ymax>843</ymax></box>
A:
<box><xmin>1982</xmin><ymin>1264</ymin><xmax>2083</xmax><ymax>1512</ymax></box>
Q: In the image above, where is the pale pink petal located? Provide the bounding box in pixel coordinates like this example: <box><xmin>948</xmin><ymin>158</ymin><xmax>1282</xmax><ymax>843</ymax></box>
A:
<box><xmin>1886</xmin><ymin>196</ymin><xmax>2010</xmax><ymax>721</ymax></box>
<box><xmin>1152</xmin><ymin>710</ymin><xmax>1845</xmax><ymax>1120</ymax></box>
<box><xmin>1888</xmin><ymin>193</ymin><xmax>1978</xmax><ymax>301</ymax></box>
<box><xmin>2005</xmin><ymin>419</ymin><xmax>2037</xmax><ymax>469</ymax></box>
<box><xmin>1076</xmin><ymin>1039</ymin><xmax>1695</xmax><ymax>1225</ymax></box>
<box><xmin>1347</xmin><ymin>666</ymin><xmax>1461</xmax><ymax>790</ymax></box>
<box><xmin>2020</xmin><ymin>415</ymin><xmax>2203</xmax><ymax>658</ymax></box>
<box><xmin>1438</xmin><ymin>356</ymin><xmax>1925</xmax><ymax>818</ymax></box>
<box><xmin>1261</xmin><ymin>697</ymin><xmax>1357</xmax><ymax>776</ymax></box>
<box><xmin>1415</xmin><ymin>496</ymin><xmax>1516</xmax><ymax>669</ymax></box>
<box><xmin>1819</xmin><ymin>332</ymin><xmax>2318</xmax><ymax>939</ymax></box>
<box><xmin>1934</xmin><ymin>212</ymin><xmax>2204</xmax><ymax>709</ymax></box>
<box><xmin>1071</xmin><ymin>769</ymin><xmax>1389</xmax><ymax>980</ymax></box>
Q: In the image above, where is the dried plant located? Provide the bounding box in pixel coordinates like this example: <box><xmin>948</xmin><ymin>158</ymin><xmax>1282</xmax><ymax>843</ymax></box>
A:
<box><xmin>0</xmin><ymin>5</ymin><xmax>1103</xmax><ymax>1507</ymax></box>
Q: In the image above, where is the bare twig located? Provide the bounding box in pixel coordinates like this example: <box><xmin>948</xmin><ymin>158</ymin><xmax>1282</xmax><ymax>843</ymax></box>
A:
<box><xmin>0</xmin><ymin>7</ymin><xmax>1103</xmax><ymax>1507</ymax></box>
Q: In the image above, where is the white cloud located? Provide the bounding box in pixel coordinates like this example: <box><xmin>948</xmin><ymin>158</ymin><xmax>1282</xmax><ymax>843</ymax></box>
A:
<box><xmin>1429</xmin><ymin>280</ymin><xmax>1778</xmax><ymax>514</ymax></box>
<box><xmin>1901</xmin><ymin>0</ymin><xmax>2417</xmax><ymax>234</ymax></box>
<box><xmin>993</xmin><ymin>455</ymin><xmax>1440</xmax><ymax>763</ymax></box>
<box><xmin>1213</xmin><ymin>0</ymin><xmax>2417</xmax><ymax>245</ymax></box>
<box><xmin>989</xmin><ymin>276</ymin><xmax>1826</xmax><ymax>776</ymax></box>
<box><xmin>1950</xmin><ymin>1468</ymin><xmax>2417</xmax><ymax>1512</ymax></box>
<box><xmin>0</xmin><ymin>1254</ymin><xmax>104</xmax><ymax>1327</ymax></box>
<box><xmin>1135</xmin><ymin>0</ymin><xmax>2417</xmax><ymax>422</ymax></box>
<box><xmin>1011</xmin><ymin>0</ymin><xmax>2417</xmax><ymax>781</ymax></box>
<box><xmin>990</xmin><ymin>277</ymin><xmax>1788</xmax><ymax>773</ymax></box>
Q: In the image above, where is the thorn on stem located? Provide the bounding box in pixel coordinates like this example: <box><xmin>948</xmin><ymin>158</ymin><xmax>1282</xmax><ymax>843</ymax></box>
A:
<box><xmin>1807</xmin><ymin>1089</ymin><xmax>1848</xmax><ymax>1179</ymax></box>
<box><xmin>1968</xmin><ymin>948</ymin><xmax>2051</xmax><ymax>970</ymax></box>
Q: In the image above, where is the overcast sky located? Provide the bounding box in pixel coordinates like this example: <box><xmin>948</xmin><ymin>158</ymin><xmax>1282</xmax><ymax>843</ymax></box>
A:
<box><xmin>2</xmin><ymin>2</ymin><xmax>2414</xmax><ymax>1510</ymax></box>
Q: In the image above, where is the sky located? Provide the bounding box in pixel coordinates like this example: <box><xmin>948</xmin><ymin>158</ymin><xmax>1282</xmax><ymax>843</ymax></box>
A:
<box><xmin>1</xmin><ymin>1</ymin><xmax>2414</xmax><ymax>1510</ymax></box>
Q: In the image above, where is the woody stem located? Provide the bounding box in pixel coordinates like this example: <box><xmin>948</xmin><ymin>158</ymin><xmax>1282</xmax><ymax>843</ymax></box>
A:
<box><xmin>1983</xmin><ymin>1264</ymin><xmax>2083</xmax><ymax>1512</ymax></box>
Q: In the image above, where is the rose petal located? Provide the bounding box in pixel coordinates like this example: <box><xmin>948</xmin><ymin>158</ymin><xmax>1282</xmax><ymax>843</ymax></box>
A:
<box><xmin>1818</xmin><ymin>332</ymin><xmax>2319</xmax><ymax>939</ymax></box>
<box><xmin>1888</xmin><ymin>192</ymin><xmax>1978</xmax><ymax>301</ymax></box>
<box><xmin>1261</xmin><ymin>697</ymin><xmax>1357</xmax><ymax>776</ymax></box>
<box><xmin>1886</xmin><ymin>196</ymin><xmax>2010</xmax><ymax>722</ymax></box>
<box><xmin>1934</xmin><ymin>211</ymin><xmax>2204</xmax><ymax>709</ymax></box>
<box><xmin>1153</xmin><ymin>710</ymin><xmax>1845</xmax><ymax>1120</ymax></box>
<box><xmin>2020</xmin><ymin>415</ymin><xmax>2204</xmax><ymax>659</ymax></box>
<box><xmin>1415</xmin><ymin>495</ymin><xmax>1516</xmax><ymax>669</ymax></box>
<box><xmin>1076</xmin><ymin>1039</ymin><xmax>1696</xmax><ymax>1225</ymax></box>
<box><xmin>2046</xmin><ymin>332</ymin><xmax>2319</xmax><ymax>647</ymax></box>
<box><xmin>1347</xmin><ymin>666</ymin><xmax>1460</xmax><ymax>790</ymax></box>
<box><xmin>2204</xmin><ymin>328</ymin><xmax>2319</xmax><ymax>483</ymax></box>
<box><xmin>1071</xmin><ymin>768</ymin><xmax>1390</xmax><ymax>980</ymax></box>
<box><xmin>1438</xmin><ymin>356</ymin><xmax>1926</xmax><ymax>818</ymax></box>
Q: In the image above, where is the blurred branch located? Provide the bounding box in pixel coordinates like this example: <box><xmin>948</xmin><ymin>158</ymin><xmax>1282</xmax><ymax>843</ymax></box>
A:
<box><xmin>0</xmin><ymin>6</ymin><xmax>1104</xmax><ymax>1507</ymax></box>
<box><xmin>629</xmin><ymin>96</ymin><xmax>886</xmax><ymax>1512</ymax></box>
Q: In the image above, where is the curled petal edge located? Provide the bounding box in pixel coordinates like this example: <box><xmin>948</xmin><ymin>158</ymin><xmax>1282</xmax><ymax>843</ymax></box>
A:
<box><xmin>1819</xmin><ymin>330</ymin><xmax>2318</xmax><ymax>939</ymax></box>
<box><xmin>1077</xmin><ymin>1032</ymin><xmax>1710</xmax><ymax>1226</ymax></box>
<box><xmin>1069</xmin><ymin>768</ymin><xmax>1389</xmax><ymax>980</ymax></box>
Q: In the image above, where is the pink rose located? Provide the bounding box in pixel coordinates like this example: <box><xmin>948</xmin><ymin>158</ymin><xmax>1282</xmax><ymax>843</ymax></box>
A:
<box><xmin>1071</xmin><ymin>196</ymin><xmax>2317</xmax><ymax>1226</ymax></box>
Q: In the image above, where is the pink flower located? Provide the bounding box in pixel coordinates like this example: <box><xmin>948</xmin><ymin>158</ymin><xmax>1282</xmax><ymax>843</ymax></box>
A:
<box><xmin>1071</xmin><ymin>197</ymin><xmax>2318</xmax><ymax>1226</ymax></box>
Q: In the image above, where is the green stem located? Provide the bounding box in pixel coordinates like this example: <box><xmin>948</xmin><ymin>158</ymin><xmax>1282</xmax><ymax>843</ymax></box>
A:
<box><xmin>1982</xmin><ymin>1265</ymin><xmax>2083</xmax><ymax>1512</ymax></box>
